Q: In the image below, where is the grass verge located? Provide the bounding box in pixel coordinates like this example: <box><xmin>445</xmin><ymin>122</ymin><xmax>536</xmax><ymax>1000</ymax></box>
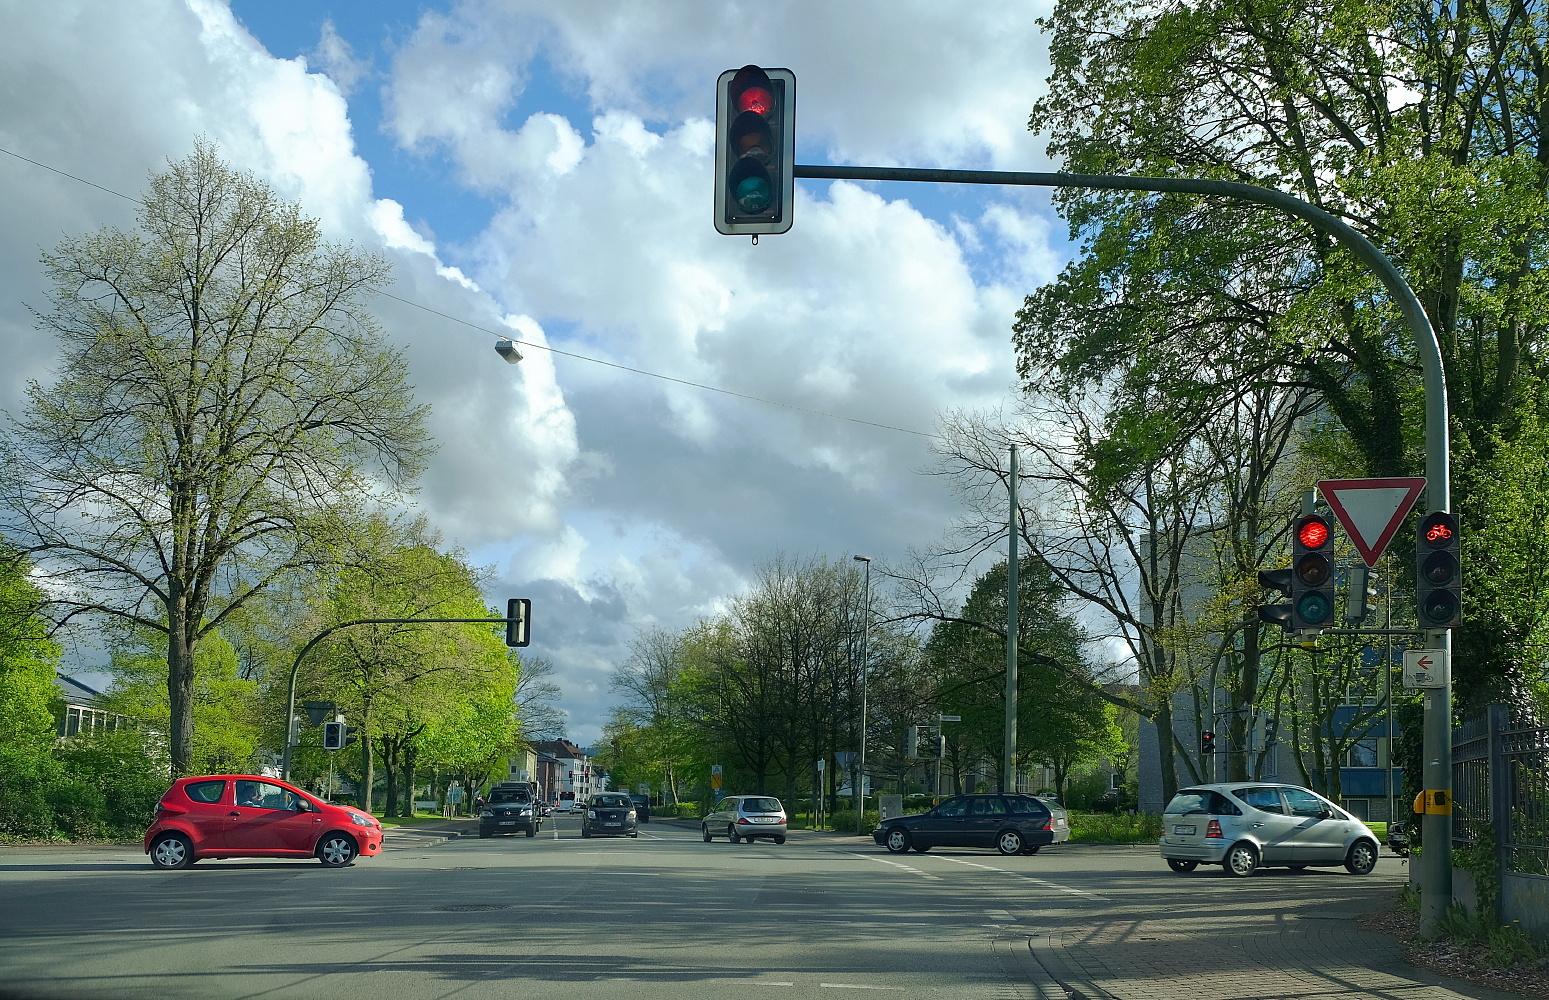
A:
<box><xmin>1362</xmin><ymin>883</ymin><xmax>1549</xmax><ymax>998</ymax></box>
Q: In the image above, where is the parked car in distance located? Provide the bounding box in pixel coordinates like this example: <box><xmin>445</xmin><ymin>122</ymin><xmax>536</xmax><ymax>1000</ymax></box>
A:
<box><xmin>479</xmin><ymin>783</ymin><xmax>541</xmax><ymax>838</ymax></box>
<box><xmin>873</xmin><ymin>793</ymin><xmax>1068</xmax><ymax>856</ymax></box>
<box><xmin>1157</xmin><ymin>782</ymin><xmax>1381</xmax><ymax>878</ymax></box>
<box><xmin>581</xmin><ymin>793</ymin><xmax>638</xmax><ymax>838</ymax></box>
<box><xmin>144</xmin><ymin>775</ymin><xmax>383</xmax><ymax>870</ymax></box>
<box><xmin>630</xmin><ymin>794</ymin><xmax>651</xmax><ymax>823</ymax></box>
<box><xmin>703</xmin><ymin>796</ymin><xmax>787</xmax><ymax>844</ymax></box>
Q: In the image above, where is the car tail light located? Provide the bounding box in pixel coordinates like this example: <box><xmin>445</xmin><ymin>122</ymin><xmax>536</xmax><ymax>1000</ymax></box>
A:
<box><xmin>1206</xmin><ymin>820</ymin><xmax>1223</xmax><ymax>839</ymax></box>
<box><xmin>1042</xmin><ymin>818</ymin><xmax>1053</xmax><ymax>831</ymax></box>
<box><xmin>737</xmin><ymin>817</ymin><xmax>753</xmax><ymax>824</ymax></box>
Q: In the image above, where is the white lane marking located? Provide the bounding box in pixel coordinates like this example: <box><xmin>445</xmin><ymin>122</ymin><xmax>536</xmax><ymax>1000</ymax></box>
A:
<box><xmin>984</xmin><ymin>908</ymin><xmax>1016</xmax><ymax>922</ymax></box>
<box><xmin>843</xmin><ymin>852</ymin><xmax>941</xmax><ymax>880</ymax></box>
<box><xmin>819</xmin><ymin>984</ymin><xmax>905</xmax><ymax>990</ymax></box>
<box><xmin>928</xmin><ymin>855</ymin><xmax>1104</xmax><ymax>897</ymax></box>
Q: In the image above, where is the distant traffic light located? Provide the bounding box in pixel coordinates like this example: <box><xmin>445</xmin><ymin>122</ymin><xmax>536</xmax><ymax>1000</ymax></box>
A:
<box><xmin>1416</xmin><ymin>511</ymin><xmax>1461</xmax><ymax>627</ymax></box>
<box><xmin>1291</xmin><ymin>513</ymin><xmax>1336</xmax><ymax>630</ymax></box>
<box><xmin>1345</xmin><ymin>564</ymin><xmax>1378</xmax><ymax>623</ymax></box>
<box><xmin>323</xmin><ymin>721</ymin><xmax>345</xmax><ymax>751</ymax></box>
<box><xmin>505</xmin><ymin>598</ymin><xmax>531</xmax><ymax>647</ymax></box>
<box><xmin>1200</xmin><ymin>731</ymin><xmax>1217</xmax><ymax>755</ymax></box>
<box><xmin>714</xmin><ymin>65</ymin><xmax>796</xmax><ymax>235</ymax></box>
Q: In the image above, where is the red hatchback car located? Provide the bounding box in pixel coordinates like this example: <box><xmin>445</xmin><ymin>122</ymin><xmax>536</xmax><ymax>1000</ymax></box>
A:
<box><xmin>143</xmin><ymin>775</ymin><xmax>383</xmax><ymax>869</ymax></box>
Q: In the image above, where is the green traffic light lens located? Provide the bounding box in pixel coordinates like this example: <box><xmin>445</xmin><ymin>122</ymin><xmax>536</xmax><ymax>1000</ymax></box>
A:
<box><xmin>734</xmin><ymin>174</ymin><xmax>772</xmax><ymax>212</ymax></box>
<box><xmin>1422</xmin><ymin>590</ymin><xmax>1459</xmax><ymax>624</ymax></box>
<box><xmin>1297</xmin><ymin>592</ymin><xmax>1332</xmax><ymax>624</ymax></box>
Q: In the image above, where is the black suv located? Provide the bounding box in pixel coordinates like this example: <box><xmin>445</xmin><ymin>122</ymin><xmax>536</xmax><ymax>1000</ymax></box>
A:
<box><xmin>478</xmin><ymin>784</ymin><xmax>541</xmax><ymax>838</ymax></box>
<box><xmin>630</xmin><ymin>794</ymin><xmax>651</xmax><ymax>823</ymax></box>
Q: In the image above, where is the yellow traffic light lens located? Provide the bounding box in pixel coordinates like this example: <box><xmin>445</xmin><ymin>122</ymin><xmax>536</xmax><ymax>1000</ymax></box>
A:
<box><xmin>1294</xmin><ymin>551</ymin><xmax>1332</xmax><ymax>586</ymax></box>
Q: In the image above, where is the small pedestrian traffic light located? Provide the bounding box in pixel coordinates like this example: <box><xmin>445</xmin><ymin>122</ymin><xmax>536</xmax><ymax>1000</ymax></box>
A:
<box><xmin>1200</xmin><ymin>731</ymin><xmax>1217</xmax><ymax>755</ymax></box>
<box><xmin>505</xmin><ymin>597</ymin><xmax>531</xmax><ymax>647</ymax></box>
<box><xmin>1415</xmin><ymin>511</ymin><xmax>1461</xmax><ymax>627</ymax></box>
<box><xmin>323</xmin><ymin>721</ymin><xmax>345</xmax><ymax>751</ymax></box>
<box><xmin>714</xmin><ymin>65</ymin><xmax>795</xmax><ymax>235</ymax></box>
<box><xmin>1291</xmin><ymin>513</ymin><xmax>1336</xmax><ymax>630</ymax></box>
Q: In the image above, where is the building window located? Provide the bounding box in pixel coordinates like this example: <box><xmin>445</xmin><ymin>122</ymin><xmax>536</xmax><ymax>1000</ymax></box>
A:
<box><xmin>1342</xmin><ymin>798</ymin><xmax>1370</xmax><ymax>820</ymax></box>
<box><xmin>1345</xmin><ymin>739</ymin><xmax>1378</xmax><ymax>768</ymax></box>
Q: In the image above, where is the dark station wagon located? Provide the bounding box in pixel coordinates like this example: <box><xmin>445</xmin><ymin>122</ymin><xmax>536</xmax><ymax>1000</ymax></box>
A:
<box><xmin>873</xmin><ymin>793</ymin><xmax>1070</xmax><ymax>856</ymax></box>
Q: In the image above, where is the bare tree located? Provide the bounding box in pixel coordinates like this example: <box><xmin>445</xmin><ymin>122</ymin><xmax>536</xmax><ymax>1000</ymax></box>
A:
<box><xmin>0</xmin><ymin>142</ymin><xmax>430</xmax><ymax>772</ymax></box>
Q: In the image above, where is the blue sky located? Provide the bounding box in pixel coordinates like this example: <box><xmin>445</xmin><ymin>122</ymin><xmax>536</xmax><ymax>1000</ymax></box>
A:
<box><xmin>1</xmin><ymin>0</ymin><xmax>1072</xmax><ymax>744</ymax></box>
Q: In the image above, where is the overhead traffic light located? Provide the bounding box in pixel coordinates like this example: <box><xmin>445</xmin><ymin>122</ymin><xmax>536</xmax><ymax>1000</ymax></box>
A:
<box><xmin>505</xmin><ymin>598</ymin><xmax>531</xmax><ymax>647</ymax></box>
<box><xmin>323</xmin><ymin>721</ymin><xmax>345</xmax><ymax>751</ymax></box>
<box><xmin>1290</xmin><ymin>513</ymin><xmax>1336</xmax><ymax>629</ymax></box>
<box><xmin>1416</xmin><ymin>511</ymin><xmax>1461</xmax><ymax>627</ymax></box>
<box><xmin>714</xmin><ymin>65</ymin><xmax>796</xmax><ymax>235</ymax></box>
<box><xmin>1344</xmin><ymin>564</ymin><xmax>1378</xmax><ymax>623</ymax></box>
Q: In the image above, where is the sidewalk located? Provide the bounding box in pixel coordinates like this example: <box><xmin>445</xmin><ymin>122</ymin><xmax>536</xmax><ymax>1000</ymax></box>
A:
<box><xmin>1007</xmin><ymin>899</ymin><xmax>1526</xmax><ymax>1000</ymax></box>
<box><xmin>380</xmin><ymin>817</ymin><xmax>476</xmax><ymax>847</ymax></box>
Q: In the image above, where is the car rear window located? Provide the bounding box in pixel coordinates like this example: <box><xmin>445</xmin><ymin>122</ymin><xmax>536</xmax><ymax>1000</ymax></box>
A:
<box><xmin>1236</xmin><ymin>787</ymin><xmax>1286</xmax><ymax>814</ymax></box>
<box><xmin>1165</xmin><ymin>791</ymin><xmax>1211</xmax><ymax>815</ymax></box>
<box><xmin>184</xmin><ymin>780</ymin><xmax>225</xmax><ymax>804</ymax></box>
<box><xmin>741</xmin><ymin>797</ymin><xmax>781</xmax><ymax>813</ymax></box>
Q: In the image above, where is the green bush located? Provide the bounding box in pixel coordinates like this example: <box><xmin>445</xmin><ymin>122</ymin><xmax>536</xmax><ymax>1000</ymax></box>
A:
<box><xmin>0</xmin><ymin>748</ymin><xmax>59</xmax><ymax>839</ymax></box>
<box><xmin>47</xmin><ymin>780</ymin><xmax>106</xmax><ymax>839</ymax></box>
<box><xmin>653</xmin><ymin>802</ymin><xmax>702</xmax><ymax>819</ymax></box>
<box><xmin>56</xmin><ymin>729</ymin><xmax>167</xmax><ymax>836</ymax></box>
<box><xmin>1068</xmin><ymin>810</ymin><xmax>1163</xmax><ymax>844</ymax></box>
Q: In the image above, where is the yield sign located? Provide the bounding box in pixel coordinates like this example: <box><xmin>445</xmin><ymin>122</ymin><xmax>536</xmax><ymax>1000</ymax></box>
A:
<box><xmin>1317</xmin><ymin>478</ymin><xmax>1427</xmax><ymax>567</ymax></box>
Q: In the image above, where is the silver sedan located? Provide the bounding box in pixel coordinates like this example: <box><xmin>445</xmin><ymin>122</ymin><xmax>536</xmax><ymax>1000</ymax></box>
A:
<box><xmin>1157</xmin><ymin>782</ymin><xmax>1381</xmax><ymax>877</ymax></box>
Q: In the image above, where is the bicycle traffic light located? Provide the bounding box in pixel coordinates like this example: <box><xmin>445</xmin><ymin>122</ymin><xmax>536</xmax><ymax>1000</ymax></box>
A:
<box><xmin>1416</xmin><ymin>511</ymin><xmax>1461</xmax><ymax>627</ymax></box>
<box><xmin>323</xmin><ymin>721</ymin><xmax>345</xmax><ymax>751</ymax></box>
<box><xmin>714</xmin><ymin>65</ymin><xmax>795</xmax><ymax>235</ymax></box>
<box><xmin>1291</xmin><ymin>514</ymin><xmax>1336</xmax><ymax>629</ymax></box>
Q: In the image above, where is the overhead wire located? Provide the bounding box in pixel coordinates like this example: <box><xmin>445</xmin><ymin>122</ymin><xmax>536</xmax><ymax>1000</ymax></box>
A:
<box><xmin>0</xmin><ymin>143</ymin><xmax>939</xmax><ymax>441</ymax></box>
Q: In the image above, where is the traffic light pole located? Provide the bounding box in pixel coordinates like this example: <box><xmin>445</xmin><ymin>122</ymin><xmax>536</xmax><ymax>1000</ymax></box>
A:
<box><xmin>794</xmin><ymin>162</ymin><xmax>1453</xmax><ymax>933</ymax></box>
<box><xmin>280</xmin><ymin>616</ymin><xmax>515</xmax><ymax>782</ymax></box>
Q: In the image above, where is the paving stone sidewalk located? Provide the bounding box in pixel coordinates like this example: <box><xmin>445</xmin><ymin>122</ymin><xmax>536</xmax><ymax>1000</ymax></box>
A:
<box><xmin>1019</xmin><ymin>906</ymin><xmax>1526</xmax><ymax>1000</ymax></box>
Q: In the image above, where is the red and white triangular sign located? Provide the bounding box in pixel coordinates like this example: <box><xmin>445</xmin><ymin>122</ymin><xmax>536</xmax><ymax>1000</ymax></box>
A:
<box><xmin>1317</xmin><ymin>478</ymin><xmax>1427</xmax><ymax>567</ymax></box>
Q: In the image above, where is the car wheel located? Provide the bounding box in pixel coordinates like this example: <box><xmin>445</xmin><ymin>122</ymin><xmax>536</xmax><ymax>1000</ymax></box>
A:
<box><xmin>1223</xmin><ymin>842</ymin><xmax>1258</xmax><ymax>877</ymax></box>
<box><xmin>884</xmin><ymin>827</ymin><xmax>912</xmax><ymax>854</ymax></box>
<box><xmin>911</xmin><ymin>845</ymin><xmax>930</xmax><ymax>853</ymax></box>
<box><xmin>581</xmin><ymin>828</ymin><xmax>591</xmax><ymax>838</ymax></box>
<box><xmin>773</xmin><ymin>835</ymin><xmax>786</xmax><ymax>845</ymax></box>
<box><xmin>702</xmin><ymin>824</ymin><xmax>713</xmax><ymax>843</ymax></box>
<box><xmin>728</xmin><ymin>825</ymin><xmax>740</xmax><ymax>844</ymax></box>
<box><xmin>149</xmin><ymin>833</ymin><xmax>194</xmax><ymax>870</ymax></box>
<box><xmin>630</xmin><ymin>831</ymin><xmax>639</xmax><ymax>838</ymax></box>
<box><xmin>996</xmin><ymin>830</ymin><xmax>1024</xmax><ymax>856</ymax></box>
<box><xmin>317</xmin><ymin>833</ymin><xmax>358</xmax><ymax>868</ymax></box>
<box><xmin>1345</xmin><ymin>839</ymin><xmax>1378</xmax><ymax>875</ymax></box>
<box><xmin>1288</xmin><ymin>864</ymin><xmax>1307</xmax><ymax>871</ymax></box>
<box><xmin>525</xmin><ymin>827</ymin><xmax>536</xmax><ymax>838</ymax></box>
<box><xmin>1167</xmin><ymin>859</ymin><xmax>1198</xmax><ymax>873</ymax></box>
<box><xmin>1022</xmin><ymin>845</ymin><xmax>1041</xmax><ymax>855</ymax></box>
<box><xmin>478</xmin><ymin>829</ymin><xmax>491</xmax><ymax>839</ymax></box>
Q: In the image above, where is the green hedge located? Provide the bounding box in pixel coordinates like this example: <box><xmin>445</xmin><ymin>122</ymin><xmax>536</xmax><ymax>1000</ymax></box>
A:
<box><xmin>0</xmin><ymin>730</ymin><xmax>167</xmax><ymax>842</ymax></box>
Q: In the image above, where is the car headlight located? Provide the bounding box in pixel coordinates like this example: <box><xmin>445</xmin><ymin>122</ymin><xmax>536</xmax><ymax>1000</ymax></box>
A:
<box><xmin>518</xmin><ymin>808</ymin><xmax>532</xmax><ymax>815</ymax></box>
<box><xmin>349</xmin><ymin>812</ymin><xmax>372</xmax><ymax>827</ymax></box>
<box><xmin>586</xmin><ymin>810</ymin><xmax>597</xmax><ymax>819</ymax></box>
<box><xmin>481</xmin><ymin>810</ymin><xmax>494</xmax><ymax>818</ymax></box>
<box><xmin>627</xmin><ymin>810</ymin><xmax>636</xmax><ymax>819</ymax></box>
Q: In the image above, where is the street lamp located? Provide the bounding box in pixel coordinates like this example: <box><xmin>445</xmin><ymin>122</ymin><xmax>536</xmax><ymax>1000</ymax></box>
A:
<box><xmin>854</xmin><ymin>554</ymin><xmax>871</xmax><ymax>835</ymax></box>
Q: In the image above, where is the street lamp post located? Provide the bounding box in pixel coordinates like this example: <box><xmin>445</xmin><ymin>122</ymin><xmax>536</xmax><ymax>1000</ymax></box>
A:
<box><xmin>854</xmin><ymin>554</ymin><xmax>871</xmax><ymax>836</ymax></box>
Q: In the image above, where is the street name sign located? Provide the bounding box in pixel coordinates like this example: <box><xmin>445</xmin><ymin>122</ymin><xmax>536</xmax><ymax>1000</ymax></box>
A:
<box><xmin>1403</xmin><ymin>648</ymin><xmax>1449</xmax><ymax>689</ymax></box>
<box><xmin>1317</xmin><ymin>478</ymin><xmax>1427</xmax><ymax>567</ymax></box>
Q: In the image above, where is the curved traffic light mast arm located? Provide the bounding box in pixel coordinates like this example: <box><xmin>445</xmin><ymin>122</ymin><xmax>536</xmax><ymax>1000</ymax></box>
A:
<box><xmin>794</xmin><ymin>162</ymin><xmax>1452</xmax><ymax>933</ymax></box>
<box><xmin>280</xmin><ymin>616</ymin><xmax>511</xmax><ymax>781</ymax></box>
<box><xmin>793</xmin><ymin>164</ymin><xmax>1448</xmax><ymax>508</ymax></box>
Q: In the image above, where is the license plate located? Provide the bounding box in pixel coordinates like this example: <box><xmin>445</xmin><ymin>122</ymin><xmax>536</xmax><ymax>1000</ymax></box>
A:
<box><xmin>1173</xmin><ymin>825</ymin><xmax>1196</xmax><ymax>836</ymax></box>
<box><xmin>498</xmin><ymin>821</ymin><xmax>515</xmax><ymax>826</ymax></box>
<box><xmin>604</xmin><ymin>822</ymin><xmax>621</xmax><ymax>827</ymax></box>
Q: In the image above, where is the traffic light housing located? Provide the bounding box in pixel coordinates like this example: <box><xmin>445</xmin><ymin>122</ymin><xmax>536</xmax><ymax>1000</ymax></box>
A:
<box><xmin>1416</xmin><ymin>511</ymin><xmax>1461</xmax><ymax>627</ymax></box>
<box><xmin>905</xmin><ymin>725</ymin><xmax>919</xmax><ymax>759</ymax></box>
<box><xmin>323</xmin><ymin>721</ymin><xmax>345</xmax><ymax>751</ymax></box>
<box><xmin>1257</xmin><ymin>567</ymin><xmax>1295</xmax><ymax>632</ymax></box>
<box><xmin>1344</xmin><ymin>564</ymin><xmax>1378</xmax><ymax>623</ymax></box>
<box><xmin>1200</xmin><ymin>731</ymin><xmax>1217</xmax><ymax>755</ymax></box>
<box><xmin>714</xmin><ymin>65</ymin><xmax>796</xmax><ymax>235</ymax></box>
<box><xmin>1291</xmin><ymin>513</ymin><xmax>1336</xmax><ymax>629</ymax></box>
<box><xmin>505</xmin><ymin>598</ymin><xmax>531</xmax><ymax>647</ymax></box>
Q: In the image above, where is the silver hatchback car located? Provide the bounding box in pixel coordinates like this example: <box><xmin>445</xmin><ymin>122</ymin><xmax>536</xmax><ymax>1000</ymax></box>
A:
<box><xmin>1158</xmin><ymin>782</ymin><xmax>1381</xmax><ymax>878</ymax></box>
<box><xmin>703</xmin><ymin>795</ymin><xmax>787</xmax><ymax>844</ymax></box>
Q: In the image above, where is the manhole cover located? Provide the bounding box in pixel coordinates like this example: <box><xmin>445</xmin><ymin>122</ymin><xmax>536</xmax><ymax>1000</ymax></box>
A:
<box><xmin>434</xmin><ymin>904</ymin><xmax>508</xmax><ymax>912</ymax></box>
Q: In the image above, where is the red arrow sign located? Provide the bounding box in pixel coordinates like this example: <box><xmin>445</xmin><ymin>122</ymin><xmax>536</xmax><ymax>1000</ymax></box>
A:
<box><xmin>1317</xmin><ymin>478</ymin><xmax>1427</xmax><ymax>567</ymax></box>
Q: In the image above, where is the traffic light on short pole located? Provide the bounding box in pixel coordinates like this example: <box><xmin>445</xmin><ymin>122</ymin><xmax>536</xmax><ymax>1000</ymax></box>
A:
<box><xmin>323</xmin><ymin>721</ymin><xmax>345</xmax><ymax>751</ymax></box>
<box><xmin>1416</xmin><ymin>511</ymin><xmax>1461</xmax><ymax>628</ymax></box>
<box><xmin>714</xmin><ymin>65</ymin><xmax>796</xmax><ymax>235</ymax></box>
<box><xmin>1200</xmin><ymin>731</ymin><xmax>1217</xmax><ymax>756</ymax></box>
<box><xmin>1290</xmin><ymin>513</ymin><xmax>1336</xmax><ymax>630</ymax></box>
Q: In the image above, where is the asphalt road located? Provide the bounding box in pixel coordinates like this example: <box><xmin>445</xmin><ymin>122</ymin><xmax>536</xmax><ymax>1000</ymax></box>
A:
<box><xmin>0</xmin><ymin>815</ymin><xmax>1413</xmax><ymax>1000</ymax></box>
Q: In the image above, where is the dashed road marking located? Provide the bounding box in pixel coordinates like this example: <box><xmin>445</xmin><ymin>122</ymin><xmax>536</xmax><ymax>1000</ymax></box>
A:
<box><xmin>843</xmin><ymin>852</ymin><xmax>942</xmax><ymax>880</ymax></box>
<box><xmin>928</xmin><ymin>855</ymin><xmax>1104</xmax><ymax>897</ymax></box>
<box><xmin>819</xmin><ymin>984</ymin><xmax>905</xmax><ymax>990</ymax></box>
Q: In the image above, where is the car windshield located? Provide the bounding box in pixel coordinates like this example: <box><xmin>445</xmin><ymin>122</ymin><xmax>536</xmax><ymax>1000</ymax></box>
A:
<box><xmin>1165</xmin><ymin>791</ymin><xmax>1213</xmax><ymax>815</ymax></box>
<box><xmin>741</xmin><ymin>797</ymin><xmax>781</xmax><ymax>813</ymax></box>
<box><xmin>595</xmin><ymin>795</ymin><xmax>631</xmax><ymax>808</ymax></box>
<box><xmin>489</xmin><ymin>790</ymin><xmax>529</xmax><ymax>804</ymax></box>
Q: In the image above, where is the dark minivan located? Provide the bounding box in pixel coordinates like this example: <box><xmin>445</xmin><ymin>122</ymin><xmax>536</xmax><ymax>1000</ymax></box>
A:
<box><xmin>873</xmin><ymin>793</ymin><xmax>1070</xmax><ymax>856</ymax></box>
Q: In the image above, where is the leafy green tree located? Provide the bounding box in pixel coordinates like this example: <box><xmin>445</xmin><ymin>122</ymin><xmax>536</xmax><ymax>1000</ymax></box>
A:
<box><xmin>0</xmin><ymin>549</ymin><xmax>64</xmax><ymax>837</ymax></box>
<box><xmin>0</xmin><ymin>141</ymin><xmax>431</xmax><ymax>773</ymax></box>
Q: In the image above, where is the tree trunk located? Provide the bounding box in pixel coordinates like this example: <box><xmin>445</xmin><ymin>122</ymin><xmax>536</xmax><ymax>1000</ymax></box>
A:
<box><xmin>166</xmin><ymin>598</ymin><xmax>196</xmax><ymax>775</ymax></box>
<box><xmin>1154</xmin><ymin>698</ymin><xmax>1180</xmax><ymax>805</ymax></box>
<box><xmin>359</xmin><ymin>700</ymin><xmax>375</xmax><ymax>814</ymax></box>
<box><xmin>402</xmin><ymin>744</ymin><xmax>418</xmax><ymax>818</ymax></box>
<box><xmin>1229</xmin><ymin>618</ymin><xmax>1261</xmax><ymax>782</ymax></box>
<box><xmin>379</xmin><ymin>735</ymin><xmax>399</xmax><ymax>818</ymax></box>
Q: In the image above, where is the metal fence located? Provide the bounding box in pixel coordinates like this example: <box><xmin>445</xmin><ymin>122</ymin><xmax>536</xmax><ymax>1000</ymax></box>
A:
<box><xmin>1452</xmin><ymin>704</ymin><xmax>1549</xmax><ymax>876</ymax></box>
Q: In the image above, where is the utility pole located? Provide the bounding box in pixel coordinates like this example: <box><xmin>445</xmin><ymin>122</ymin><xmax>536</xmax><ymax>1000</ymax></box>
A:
<box><xmin>1004</xmin><ymin>445</ymin><xmax>1019</xmax><ymax>795</ymax></box>
<box><xmin>854</xmin><ymin>554</ymin><xmax>872</xmax><ymax>835</ymax></box>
